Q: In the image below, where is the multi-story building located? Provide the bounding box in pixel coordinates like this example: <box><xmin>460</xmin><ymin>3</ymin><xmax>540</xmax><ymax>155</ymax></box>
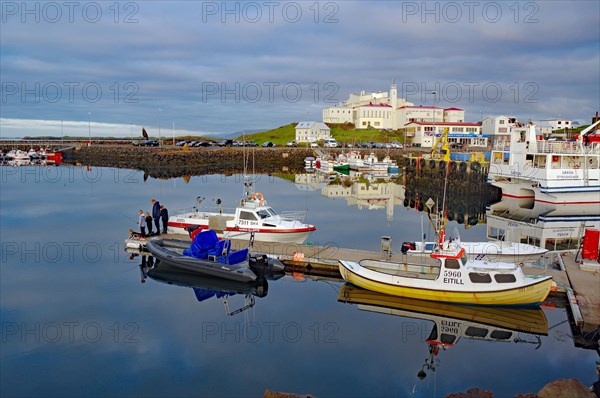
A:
<box><xmin>322</xmin><ymin>82</ymin><xmax>413</xmax><ymax>129</ymax></box>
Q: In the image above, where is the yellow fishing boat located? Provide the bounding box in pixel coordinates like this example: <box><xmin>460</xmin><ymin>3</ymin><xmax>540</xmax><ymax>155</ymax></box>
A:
<box><xmin>338</xmin><ymin>234</ymin><xmax>552</xmax><ymax>306</ymax></box>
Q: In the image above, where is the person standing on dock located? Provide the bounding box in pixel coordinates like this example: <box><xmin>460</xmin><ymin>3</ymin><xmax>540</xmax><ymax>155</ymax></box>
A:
<box><xmin>145</xmin><ymin>211</ymin><xmax>153</xmax><ymax>235</ymax></box>
<box><xmin>152</xmin><ymin>199</ymin><xmax>161</xmax><ymax>235</ymax></box>
<box><xmin>160</xmin><ymin>205</ymin><xmax>169</xmax><ymax>234</ymax></box>
<box><xmin>138</xmin><ymin>210</ymin><xmax>146</xmax><ymax>237</ymax></box>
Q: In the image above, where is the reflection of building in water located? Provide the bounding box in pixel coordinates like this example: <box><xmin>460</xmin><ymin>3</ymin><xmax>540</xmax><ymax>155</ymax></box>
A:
<box><xmin>294</xmin><ymin>173</ymin><xmax>322</xmax><ymax>192</ymax></box>
<box><xmin>404</xmin><ymin>171</ymin><xmax>500</xmax><ymax>227</ymax></box>
<box><xmin>486</xmin><ymin>197</ymin><xmax>600</xmax><ymax>251</ymax></box>
<box><xmin>321</xmin><ymin>181</ymin><xmax>405</xmax><ymax>220</ymax></box>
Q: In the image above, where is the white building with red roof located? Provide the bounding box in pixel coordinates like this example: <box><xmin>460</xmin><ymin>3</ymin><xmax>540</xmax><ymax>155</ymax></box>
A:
<box><xmin>322</xmin><ymin>81</ymin><xmax>413</xmax><ymax>128</ymax></box>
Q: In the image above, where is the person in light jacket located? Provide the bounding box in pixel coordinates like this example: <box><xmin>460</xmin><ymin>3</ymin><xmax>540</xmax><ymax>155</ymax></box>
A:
<box><xmin>152</xmin><ymin>199</ymin><xmax>161</xmax><ymax>235</ymax></box>
<box><xmin>160</xmin><ymin>205</ymin><xmax>169</xmax><ymax>234</ymax></box>
<box><xmin>138</xmin><ymin>210</ymin><xmax>146</xmax><ymax>237</ymax></box>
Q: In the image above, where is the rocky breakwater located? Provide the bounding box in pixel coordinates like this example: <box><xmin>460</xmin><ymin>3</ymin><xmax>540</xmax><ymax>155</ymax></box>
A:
<box><xmin>69</xmin><ymin>146</ymin><xmax>314</xmax><ymax>178</ymax></box>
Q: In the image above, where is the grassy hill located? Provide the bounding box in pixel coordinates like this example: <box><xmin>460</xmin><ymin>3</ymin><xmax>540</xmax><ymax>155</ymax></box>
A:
<box><xmin>237</xmin><ymin>123</ymin><xmax>406</xmax><ymax>146</ymax></box>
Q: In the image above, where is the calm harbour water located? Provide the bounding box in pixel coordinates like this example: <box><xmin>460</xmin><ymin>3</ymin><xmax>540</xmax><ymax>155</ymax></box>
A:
<box><xmin>1</xmin><ymin>165</ymin><xmax>597</xmax><ymax>397</ymax></box>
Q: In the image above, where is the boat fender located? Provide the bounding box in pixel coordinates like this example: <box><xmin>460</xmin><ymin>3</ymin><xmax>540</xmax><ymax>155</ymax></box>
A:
<box><xmin>429</xmin><ymin>159</ymin><xmax>436</xmax><ymax>169</ymax></box>
<box><xmin>401</xmin><ymin>242</ymin><xmax>416</xmax><ymax>253</ymax></box>
<box><xmin>252</xmin><ymin>192</ymin><xmax>265</xmax><ymax>206</ymax></box>
<box><xmin>293</xmin><ymin>252</ymin><xmax>305</xmax><ymax>262</ymax></box>
<box><xmin>439</xmin><ymin>229</ymin><xmax>446</xmax><ymax>246</ymax></box>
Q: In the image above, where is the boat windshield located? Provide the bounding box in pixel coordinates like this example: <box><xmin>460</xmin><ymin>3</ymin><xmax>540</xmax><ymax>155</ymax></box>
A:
<box><xmin>256</xmin><ymin>209</ymin><xmax>272</xmax><ymax>219</ymax></box>
<box><xmin>461</xmin><ymin>250</ymin><xmax>469</xmax><ymax>265</ymax></box>
<box><xmin>266</xmin><ymin>207</ymin><xmax>277</xmax><ymax>216</ymax></box>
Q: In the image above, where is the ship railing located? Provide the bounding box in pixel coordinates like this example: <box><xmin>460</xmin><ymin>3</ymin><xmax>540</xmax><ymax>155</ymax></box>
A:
<box><xmin>492</xmin><ymin>141</ymin><xmax>600</xmax><ymax>155</ymax></box>
<box><xmin>279</xmin><ymin>211</ymin><xmax>307</xmax><ymax>222</ymax></box>
<box><xmin>171</xmin><ymin>206</ymin><xmax>237</xmax><ymax>216</ymax></box>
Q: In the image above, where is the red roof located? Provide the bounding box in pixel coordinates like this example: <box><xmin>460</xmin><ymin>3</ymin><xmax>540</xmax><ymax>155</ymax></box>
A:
<box><xmin>360</xmin><ymin>102</ymin><xmax>391</xmax><ymax>107</ymax></box>
<box><xmin>398</xmin><ymin>105</ymin><xmax>442</xmax><ymax>110</ymax></box>
<box><xmin>404</xmin><ymin>121</ymin><xmax>481</xmax><ymax>126</ymax></box>
<box><xmin>444</xmin><ymin>107</ymin><xmax>463</xmax><ymax>111</ymax></box>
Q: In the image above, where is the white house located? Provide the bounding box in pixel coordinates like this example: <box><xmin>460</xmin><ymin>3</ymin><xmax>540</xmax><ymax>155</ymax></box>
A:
<box><xmin>295</xmin><ymin>121</ymin><xmax>331</xmax><ymax>143</ymax></box>
<box><xmin>540</xmin><ymin>119</ymin><xmax>573</xmax><ymax>131</ymax></box>
<box><xmin>481</xmin><ymin>116</ymin><xmax>522</xmax><ymax>146</ymax></box>
<box><xmin>531</xmin><ymin>120</ymin><xmax>554</xmax><ymax>137</ymax></box>
<box><xmin>404</xmin><ymin>121</ymin><xmax>484</xmax><ymax>148</ymax></box>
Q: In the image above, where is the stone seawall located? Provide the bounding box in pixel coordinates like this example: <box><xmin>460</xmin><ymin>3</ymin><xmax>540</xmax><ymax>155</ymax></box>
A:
<box><xmin>68</xmin><ymin>146</ymin><xmax>316</xmax><ymax>178</ymax></box>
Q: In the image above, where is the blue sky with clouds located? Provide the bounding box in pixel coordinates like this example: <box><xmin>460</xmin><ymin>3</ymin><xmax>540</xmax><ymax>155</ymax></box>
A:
<box><xmin>1</xmin><ymin>0</ymin><xmax>599</xmax><ymax>137</ymax></box>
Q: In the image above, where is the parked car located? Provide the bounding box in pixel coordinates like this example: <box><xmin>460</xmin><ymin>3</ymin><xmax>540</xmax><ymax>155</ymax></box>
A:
<box><xmin>286</xmin><ymin>140</ymin><xmax>298</xmax><ymax>147</ymax></box>
<box><xmin>390</xmin><ymin>141</ymin><xmax>403</xmax><ymax>149</ymax></box>
<box><xmin>323</xmin><ymin>138</ymin><xmax>339</xmax><ymax>148</ymax></box>
<box><xmin>144</xmin><ymin>140</ymin><xmax>159</xmax><ymax>147</ymax></box>
<box><xmin>132</xmin><ymin>140</ymin><xmax>144</xmax><ymax>146</ymax></box>
<box><xmin>217</xmin><ymin>139</ymin><xmax>233</xmax><ymax>147</ymax></box>
<box><xmin>175</xmin><ymin>140</ymin><xmax>188</xmax><ymax>146</ymax></box>
<box><xmin>450</xmin><ymin>142</ymin><xmax>464</xmax><ymax>149</ymax></box>
<box><xmin>245</xmin><ymin>141</ymin><xmax>258</xmax><ymax>147</ymax></box>
<box><xmin>262</xmin><ymin>141</ymin><xmax>276</xmax><ymax>147</ymax></box>
<box><xmin>310</xmin><ymin>142</ymin><xmax>319</xmax><ymax>148</ymax></box>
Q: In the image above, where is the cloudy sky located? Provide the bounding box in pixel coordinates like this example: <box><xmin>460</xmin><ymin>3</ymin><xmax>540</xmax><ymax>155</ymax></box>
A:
<box><xmin>1</xmin><ymin>0</ymin><xmax>599</xmax><ymax>137</ymax></box>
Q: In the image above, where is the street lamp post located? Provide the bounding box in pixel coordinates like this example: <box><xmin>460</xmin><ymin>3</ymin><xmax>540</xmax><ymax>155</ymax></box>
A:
<box><xmin>130</xmin><ymin>122</ymin><xmax>133</xmax><ymax>140</ymax></box>
<box><xmin>88</xmin><ymin>112</ymin><xmax>91</xmax><ymax>146</ymax></box>
<box><xmin>158</xmin><ymin>108</ymin><xmax>161</xmax><ymax>146</ymax></box>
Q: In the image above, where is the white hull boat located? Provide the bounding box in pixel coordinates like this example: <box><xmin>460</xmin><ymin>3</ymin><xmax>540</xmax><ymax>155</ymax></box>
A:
<box><xmin>404</xmin><ymin>240</ymin><xmax>548</xmax><ymax>263</ymax></box>
<box><xmin>168</xmin><ymin>191</ymin><xmax>315</xmax><ymax>244</ymax></box>
<box><xmin>488</xmin><ymin>121</ymin><xmax>600</xmax><ymax>208</ymax></box>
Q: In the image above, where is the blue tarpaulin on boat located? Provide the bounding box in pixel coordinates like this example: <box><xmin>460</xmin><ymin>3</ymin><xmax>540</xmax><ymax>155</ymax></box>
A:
<box><xmin>183</xmin><ymin>230</ymin><xmax>219</xmax><ymax>259</ymax></box>
<box><xmin>193</xmin><ymin>288</ymin><xmax>230</xmax><ymax>302</ymax></box>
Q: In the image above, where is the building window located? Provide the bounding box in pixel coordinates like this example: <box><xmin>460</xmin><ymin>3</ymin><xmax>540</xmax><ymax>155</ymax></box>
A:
<box><xmin>499</xmin><ymin>120</ymin><xmax>505</xmax><ymax>124</ymax></box>
<box><xmin>558</xmin><ymin>121</ymin><xmax>561</xmax><ymax>124</ymax></box>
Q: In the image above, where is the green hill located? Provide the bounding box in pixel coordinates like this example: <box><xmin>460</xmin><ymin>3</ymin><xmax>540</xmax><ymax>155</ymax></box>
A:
<box><xmin>237</xmin><ymin>122</ymin><xmax>406</xmax><ymax>146</ymax></box>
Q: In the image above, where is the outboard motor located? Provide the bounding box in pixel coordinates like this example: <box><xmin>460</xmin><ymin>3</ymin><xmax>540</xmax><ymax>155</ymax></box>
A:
<box><xmin>186</xmin><ymin>225</ymin><xmax>201</xmax><ymax>238</ymax></box>
<box><xmin>401</xmin><ymin>242</ymin><xmax>416</xmax><ymax>254</ymax></box>
<box><xmin>249</xmin><ymin>253</ymin><xmax>285</xmax><ymax>277</ymax></box>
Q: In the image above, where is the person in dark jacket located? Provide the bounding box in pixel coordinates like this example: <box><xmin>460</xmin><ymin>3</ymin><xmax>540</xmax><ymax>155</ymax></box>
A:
<box><xmin>152</xmin><ymin>199</ymin><xmax>161</xmax><ymax>235</ymax></box>
<box><xmin>160</xmin><ymin>205</ymin><xmax>169</xmax><ymax>234</ymax></box>
<box><xmin>145</xmin><ymin>211</ymin><xmax>153</xmax><ymax>235</ymax></box>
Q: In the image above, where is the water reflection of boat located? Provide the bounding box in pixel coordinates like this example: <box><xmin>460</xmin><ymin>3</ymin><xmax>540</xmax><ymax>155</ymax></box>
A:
<box><xmin>148</xmin><ymin>260</ymin><xmax>273</xmax><ymax>315</ymax></box>
<box><xmin>338</xmin><ymin>234</ymin><xmax>553</xmax><ymax>306</ymax></box>
<box><xmin>487</xmin><ymin>196</ymin><xmax>600</xmax><ymax>251</ymax></box>
<box><xmin>338</xmin><ymin>285</ymin><xmax>548</xmax><ymax>379</ymax></box>
<box><xmin>338</xmin><ymin>285</ymin><xmax>548</xmax><ymax>335</ymax></box>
